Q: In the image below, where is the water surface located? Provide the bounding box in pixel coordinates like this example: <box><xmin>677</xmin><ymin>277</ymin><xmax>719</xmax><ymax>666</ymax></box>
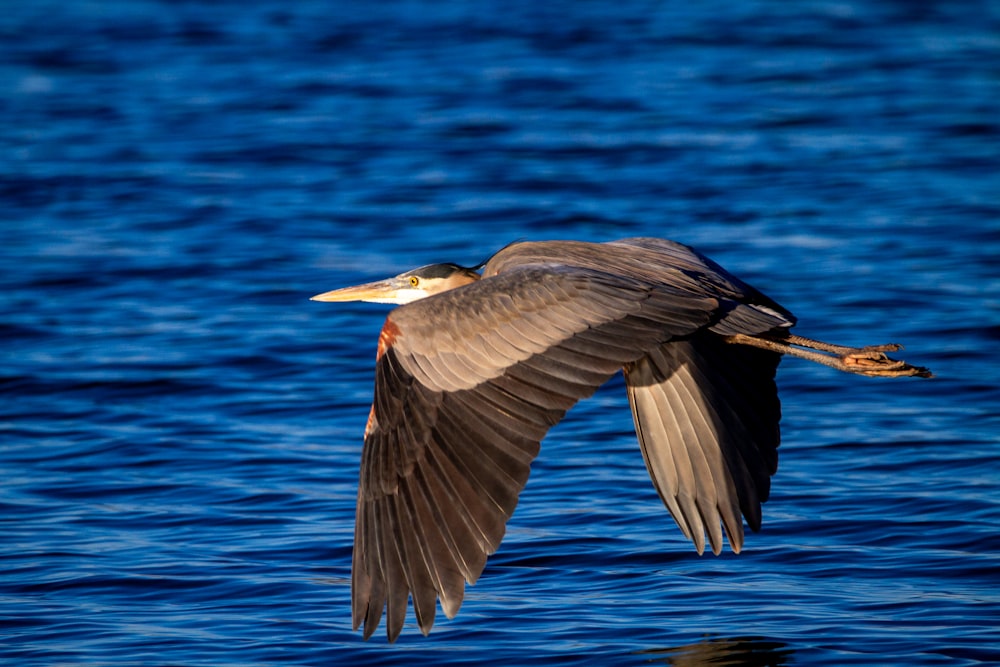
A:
<box><xmin>2</xmin><ymin>2</ymin><xmax>998</xmax><ymax>665</ymax></box>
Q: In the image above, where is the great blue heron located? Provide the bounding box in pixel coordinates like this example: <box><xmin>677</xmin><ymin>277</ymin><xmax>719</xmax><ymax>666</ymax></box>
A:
<box><xmin>311</xmin><ymin>237</ymin><xmax>931</xmax><ymax>642</ymax></box>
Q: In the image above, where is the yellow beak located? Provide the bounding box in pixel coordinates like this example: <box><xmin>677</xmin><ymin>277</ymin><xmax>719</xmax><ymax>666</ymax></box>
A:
<box><xmin>310</xmin><ymin>278</ymin><xmax>404</xmax><ymax>304</ymax></box>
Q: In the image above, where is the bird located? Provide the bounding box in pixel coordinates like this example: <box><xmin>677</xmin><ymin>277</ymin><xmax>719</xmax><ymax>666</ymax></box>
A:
<box><xmin>311</xmin><ymin>237</ymin><xmax>931</xmax><ymax>642</ymax></box>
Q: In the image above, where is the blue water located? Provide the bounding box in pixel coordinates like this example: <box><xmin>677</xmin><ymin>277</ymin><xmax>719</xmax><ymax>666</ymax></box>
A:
<box><xmin>2</xmin><ymin>1</ymin><xmax>998</xmax><ymax>665</ymax></box>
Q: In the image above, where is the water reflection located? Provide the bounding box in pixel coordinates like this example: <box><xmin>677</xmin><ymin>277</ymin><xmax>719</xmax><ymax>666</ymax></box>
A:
<box><xmin>637</xmin><ymin>635</ymin><xmax>793</xmax><ymax>666</ymax></box>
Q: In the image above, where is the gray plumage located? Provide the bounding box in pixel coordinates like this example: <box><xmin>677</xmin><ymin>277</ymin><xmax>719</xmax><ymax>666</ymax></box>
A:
<box><xmin>311</xmin><ymin>237</ymin><xmax>931</xmax><ymax>642</ymax></box>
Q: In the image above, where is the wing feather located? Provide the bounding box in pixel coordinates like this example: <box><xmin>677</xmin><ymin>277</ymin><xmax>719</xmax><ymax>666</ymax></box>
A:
<box><xmin>418</xmin><ymin>443</ymin><xmax>487</xmax><ymax>579</ymax></box>
<box><xmin>405</xmin><ymin>465</ymin><xmax>465</xmax><ymax>616</ymax></box>
<box><xmin>624</xmin><ymin>334</ymin><xmax>781</xmax><ymax>556</ymax></box>
<box><xmin>377</xmin><ymin>498</ymin><xmax>409</xmax><ymax>641</ymax></box>
<box><xmin>644</xmin><ymin>363</ymin><xmax>709</xmax><ymax>553</ymax></box>
<box><xmin>433</xmin><ymin>401</ymin><xmax>528</xmax><ymax>514</ymax></box>
<box><xmin>388</xmin><ymin>486</ymin><xmax>437</xmax><ymax>634</ymax></box>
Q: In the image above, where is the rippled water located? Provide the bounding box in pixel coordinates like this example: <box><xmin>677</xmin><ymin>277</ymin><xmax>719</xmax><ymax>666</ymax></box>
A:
<box><xmin>2</xmin><ymin>1</ymin><xmax>998</xmax><ymax>665</ymax></box>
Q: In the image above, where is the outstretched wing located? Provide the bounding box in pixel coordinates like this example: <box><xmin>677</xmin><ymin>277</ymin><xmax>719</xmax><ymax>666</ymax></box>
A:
<box><xmin>352</xmin><ymin>265</ymin><xmax>719</xmax><ymax>641</ymax></box>
<box><xmin>624</xmin><ymin>334</ymin><xmax>781</xmax><ymax>557</ymax></box>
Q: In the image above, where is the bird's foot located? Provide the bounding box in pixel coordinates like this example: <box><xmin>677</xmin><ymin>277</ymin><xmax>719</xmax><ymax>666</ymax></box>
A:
<box><xmin>838</xmin><ymin>344</ymin><xmax>933</xmax><ymax>378</ymax></box>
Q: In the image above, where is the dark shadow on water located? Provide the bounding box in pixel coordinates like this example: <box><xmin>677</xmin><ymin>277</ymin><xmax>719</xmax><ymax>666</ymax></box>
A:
<box><xmin>636</xmin><ymin>635</ymin><xmax>793</xmax><ymax>666</ymax></box>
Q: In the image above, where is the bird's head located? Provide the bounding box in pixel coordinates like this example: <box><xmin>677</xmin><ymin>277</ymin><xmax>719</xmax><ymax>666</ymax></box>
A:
<box><xmin>311</xmin><ymin>263</ymin><xmax>481</xmax><ymax>305</ymax></box>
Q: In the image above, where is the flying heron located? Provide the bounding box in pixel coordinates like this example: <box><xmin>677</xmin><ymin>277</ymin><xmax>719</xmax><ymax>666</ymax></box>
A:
<box><xmin>311</xmin><ymin>237</ymin><xmax>931</xmax><ymax>642</ymax></box>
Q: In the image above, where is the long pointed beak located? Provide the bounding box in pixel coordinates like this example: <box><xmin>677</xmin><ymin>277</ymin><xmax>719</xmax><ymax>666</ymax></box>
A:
<box><xmin>310</xmin><ymin>279</ymin><xmax>399</xmax><ymax>303</ymax></box>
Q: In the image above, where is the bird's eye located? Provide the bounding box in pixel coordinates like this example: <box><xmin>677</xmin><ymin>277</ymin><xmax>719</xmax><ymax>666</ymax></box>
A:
<box><xmin>409</xmin><ymin>276</ymin><xmax>420</xmax><ymax>287</ymax></box>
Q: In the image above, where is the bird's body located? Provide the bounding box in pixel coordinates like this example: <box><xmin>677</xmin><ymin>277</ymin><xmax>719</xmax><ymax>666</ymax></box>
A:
<box><xmin>311</xmin><ymin>237</ymin><xmax>930</xmax><ymax>642</ymax></box>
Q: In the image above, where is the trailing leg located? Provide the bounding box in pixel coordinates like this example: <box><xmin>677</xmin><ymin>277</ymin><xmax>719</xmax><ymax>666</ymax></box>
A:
<box><xmin>724</xmin><ymin>332</ymin><xmax>933</xmax><ymax>378</ymax></box>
